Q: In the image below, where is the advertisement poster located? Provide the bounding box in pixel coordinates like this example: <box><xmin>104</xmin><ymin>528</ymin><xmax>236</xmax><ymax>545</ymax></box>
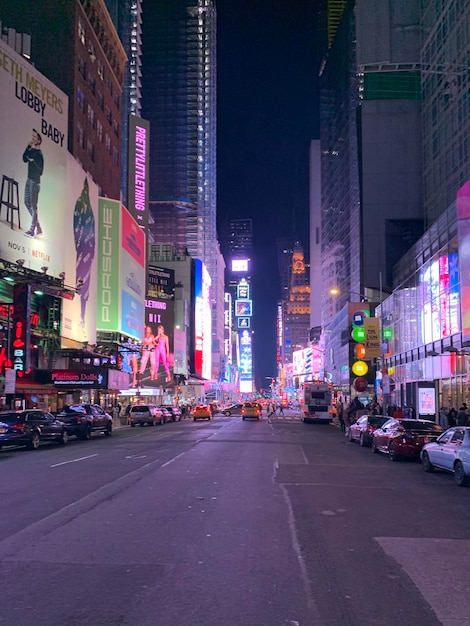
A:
<box><xmin>457</xmin><ymin>179</ymin><xmax>470</xmax><ymax>343</ymax></box>
<box><xmin>123</xmin><ymin>265</ymin><xmax>175</xmax><ymax>388</ymax></box>
<box><xmin>61</xmin><ymin>154</ymin><xmax>98</xmax><ymax>345</ymax></box>
<box><xmin>96</xmin><ymin>200</ymin><xmax>145</xmax><ymax>343</ymax></box>
<box><xmin>239</xmin><ymin>329</ymin><xmax>253</xmax><ymax>393</ymax></box>
<box><xmin>0</xmin><ymin>39</ymin><xmax>68</xmax><ymax>275</ymax></box>
<box><xmin>193</xmin><ymin>259</ymin><xmax>212</xmax><ymax>380</ymax></box>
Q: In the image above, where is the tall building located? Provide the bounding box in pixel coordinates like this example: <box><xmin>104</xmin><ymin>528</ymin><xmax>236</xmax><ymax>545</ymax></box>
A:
<box><xmin>278</xmin><ymin>243</ymin><xmax>310</xmax><ymax>390</ymax></box>
<box><xmin>319</xmin><ymin>0</ymin><xmax>424</xmax><ymax>390</ymax></box>
<box><xmin>141</xmin><ymin>0</ymin><xmax>217</xmax><ymax>280</ymax></box>
<box><xmin>104</xmin><ymin>0</ymin><xmax>143</xmax><ymax>208</ymax></box>
<box><xmin>0</xmin><ymin>0</ymin><xmax>127</xmax><ymax>200</ymax></box>
<box><xmin>421</xmin><ymin>1</ymin><xmax>470</xmax><ymax>227</ymax></box>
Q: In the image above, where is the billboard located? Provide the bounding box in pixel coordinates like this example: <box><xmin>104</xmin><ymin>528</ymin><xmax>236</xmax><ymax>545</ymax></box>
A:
<box><xmin>127</xmin><ymin>115</ymin><xmax>150</xmax><ymax>232</ymax></box>
<box><xmin>97</xmin><ymin>199</ymin><xmax>145</xmax><ymax>339</ymax></box>
<box><xmin>0</xmin><ymin>39</ymin><xmax>68</xmax><ymax>275</ymax></box>
<box><xmin>239</xmin><ymin>329</ymin><xmax>253</xmax><ymax>393</ymax></box>
<box><xmin>193</xmin><ymin>259</ymin><xmax>212</xmax><ymax>380</ymax></box>
<box><xmin>231</xmin><ymin>259</ymin><xmax>249</xmax><ymax>272</ymax></box>
<box><xmin>136</xmin><ymin>266</ymin><xmax>175</xmax><ymax>388</ymax></box>
<box><xmin>61</xmin><ymin>154</ymin><xmax>99</xmax><ymax>345</ymax></box>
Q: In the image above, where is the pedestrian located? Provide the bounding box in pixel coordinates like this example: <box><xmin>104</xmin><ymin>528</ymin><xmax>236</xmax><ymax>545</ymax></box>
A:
<box><xmin>337</xmin><ymin>400</ymin><xmax>346</xmax><ymax>433</ymax></box>
<box><xmin>448</xmin><ymin>407</ymin><xmax>457</xmax><ymax>427</ymax></box>
<box><xmin>438</xmin><ymin>406</ymin><xmax>448</xmax><ymax>430</ymax></box>
<box><xmin>456</xmin><ymin>404</ymin><xmax>467</xmax><ymax>426</ymax></box>
<box><xmin>23</xmin><ymin>128</ymin><xmax>44</xmax><ymax>238</ymax></box>
<box><xmin>279</xmin><ymin>403</ymin><xmax>284</xmax><ymax>415</ymax></box>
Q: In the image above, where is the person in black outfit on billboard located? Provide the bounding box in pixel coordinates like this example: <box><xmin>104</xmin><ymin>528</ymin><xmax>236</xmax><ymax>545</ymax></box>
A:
<box><xmin>23</xmin><ymin>129</ymin><xmax>44</xmax><ymax>238</ymax></box>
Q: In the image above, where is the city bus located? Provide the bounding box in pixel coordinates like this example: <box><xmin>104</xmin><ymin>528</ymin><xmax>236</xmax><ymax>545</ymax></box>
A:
<box><xmin>301</xmin><ymin>381</ymin><xmax>333</xmax><ymax>423</ymax></box>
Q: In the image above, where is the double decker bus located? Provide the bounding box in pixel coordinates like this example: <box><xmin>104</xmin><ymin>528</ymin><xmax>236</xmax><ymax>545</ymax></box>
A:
<box><xmin>301</xmin><ymin>381</ymin><xmax>333</xmax><ymax>423</ymax></box>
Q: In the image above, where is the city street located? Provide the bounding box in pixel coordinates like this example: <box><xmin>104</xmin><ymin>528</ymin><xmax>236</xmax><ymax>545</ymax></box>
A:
<box><xmin>1</xmin><ymin>410</ymin><xmax>469</xmax><ymax>626</ymax></box>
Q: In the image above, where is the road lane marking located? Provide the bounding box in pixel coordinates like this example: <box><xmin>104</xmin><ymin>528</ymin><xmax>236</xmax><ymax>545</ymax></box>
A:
<box><xmin>161</xmin><ymin>451</ymin><xmax>186</xmax><ymax>467</ymax></box>
<box><xmin>50</xmin><ymin>454</ymin><xmax>98</xmax><ymax>467</ymax></box>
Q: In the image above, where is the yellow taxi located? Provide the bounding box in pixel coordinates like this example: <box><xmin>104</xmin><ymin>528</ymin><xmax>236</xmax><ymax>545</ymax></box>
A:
<box><xmin>193</xmin><ymin>404</ymin><xmax>211</xmax><ymax>421</ymax></box>
<box><xmin>241</xmin><ymin>402</ymin><xmax>261</xmax><ymax>420</ymax></box>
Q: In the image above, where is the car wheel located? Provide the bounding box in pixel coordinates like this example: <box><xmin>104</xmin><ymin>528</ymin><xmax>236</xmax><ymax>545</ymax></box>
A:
<box><xmin>130</xmin><ymin>423</ymin><xmax>136</xmax><ymax>427</ymax></box>
<box><xmin>59</xmin><ymin>429</ymin><xmax>69</xmax><ymax>445</ymax></box>
<box><xmin>372</xmin><ymin>439</ymin><xmax>379</xmax><ymax>454</ymax></box>
<box><xmin>81</xmin><ymin>424</ymin><xmax>92</xmax><ymax>440</ymax></box>
<box><xmin>348</xmin><ymin>429</ymin><xmax>354</xmax><ymax>442</ymax></box>
<box><xmin>388</xmin><ymin>442</ymin><xmax>400</xmax><ymax>461</ymax></box>
<box><xmin>27</xmin><ymin>432</ymin><xmax>40</xmax><ymax>450</ymax></box>
<box><xmin>223</xmin><ymin>411</ymin><xmax>229</xmax><ymax>416</ymax></box>
<box><xmin>359</xmin><ymin>432</ymin><xmax>366</xmax><ymax>447</ymax></box>
<box><xmin>193</xmin><ymin>417</ymin><xmax>197</xmax><ymax>421</ymax></box>
<box><xmin>104</xmin><ymin>423</ymin><xmax>112</xmax><ymax>437</ymax></box>
<box><xmin>454</xmin><ymin>461</ymin><xmax>469</xmax><ymax>486</ymax></box>
<box><xmin>422</xmin><ymin>451</ymin><xmax>434</xmax><ymax>472</ymax></box>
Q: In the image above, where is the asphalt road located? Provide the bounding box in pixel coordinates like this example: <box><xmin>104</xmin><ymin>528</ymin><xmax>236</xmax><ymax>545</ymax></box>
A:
<box><xmin>0</xmin><ymin>410</ymin><xmax>469</xmax><ymax>626</ymax></box>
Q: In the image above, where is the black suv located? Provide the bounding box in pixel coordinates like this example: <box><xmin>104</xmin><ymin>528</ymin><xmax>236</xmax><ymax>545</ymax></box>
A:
<box><xmin>0</xmin><ymin>409</ymin><xmax>69</xmax><ymax>450</ymax></box>
<box><xmin>55</xmin><ymin>404</ymin><xmax>112</xmax><ymax>440</ymax></box>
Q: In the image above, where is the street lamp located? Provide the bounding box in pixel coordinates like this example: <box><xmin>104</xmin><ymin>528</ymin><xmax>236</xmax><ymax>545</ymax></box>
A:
<box><xmin>329</xmin><ymin>287</ymin><xmax>368</xmax><ymax>302</ymax></box>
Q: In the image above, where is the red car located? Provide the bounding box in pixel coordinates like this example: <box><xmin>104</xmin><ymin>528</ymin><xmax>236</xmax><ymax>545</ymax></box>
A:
<box><xmin>371</xmin><ymin>418</ymin><xmax>443</xmax><ymax>461</ymax></box>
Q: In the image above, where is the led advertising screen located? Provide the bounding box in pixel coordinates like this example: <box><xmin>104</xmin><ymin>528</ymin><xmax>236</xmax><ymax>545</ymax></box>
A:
<box><xmin>127</xmin><ymin>115</ymin><xmax>149</xmax><ymax>232</ymax></box>
<box><xmin>235</xmin><ymin>299</ymin><xmax>252</xmax><ymax>317</ymax></box>
<box><xmin>135</xmin><ymin>265</ymin><xmax>175</xmax><ymax>388</ymax></box>
<box><xmin>231</xmin><ymin>258</ymin><xmax>249</xmax><ymax>272</ymax></box>
<box><xmin>457</xmin><ymin>179</ymin><xmax>470</xmax><ymax>343</ymax></box>
<box><xmin>96</xmin><ymin>199</ymin><xmax>145</xmax><ymax>340</ymax></box>
<box><xmin>239</xmin><ymin>329</ymin><xmax>253</xmax><ymax>393</ymax></box>
<box><xmin>193</xmin><ymin>259</ymin><xmax>212</xmax><ymax>380</ymax></box>
<box><xmin>61</xmin><ymin>154</ymin><xmax>99</xmax><ymax>345</ymax></box>
<box><xmin>0</xmin><ymin>39</ymin><xmax>68</xmax><ymax>275</ymax></box>
<box><xmin>418</xmin><ymin>387</ymin><xmax>436</xmax><ymax>416</ymax></box>
<box><xmin>237</xmin><ymin>280</ymin><xmax>250</xmax><ymax>300</ymax></box>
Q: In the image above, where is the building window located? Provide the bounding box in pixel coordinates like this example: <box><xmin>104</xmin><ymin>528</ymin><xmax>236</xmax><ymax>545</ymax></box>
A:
<box><xmin>88</xmin><ymin>75</ymin><xmax>95</xmax><ymax>95</ymax></box>
<box><xmin>105</xmin><ymin>105</ymin><xmax>112</xmax><ymax>125</ymax></box>
<box><xmin>105</xmin><ymin>134</ymin><xmax>111</xmax><ymax>153</ymax></box>
<box><xmin>87</xmin><ymin>104</ymin><xmax>95</xmax><ymax>128</ymax></box>
<box><xmin>78</xmin><ymin>18</ymin><xmax>86</xmax><ymax>45</ymax></box>
<box><xmin>77</xmin><ymin>122</ymin><xmax>85</xmax><ymax>149</ymax></box>
<box><xmin>97</xmin><ymin>60</ymin><xmax>104</xmax><ymax>80</ymax></box>
<box><xmin>78</xmin><ymin>57</ymin><xmax>86</xmax><ymax>79</ymax></box>
<box><xmin>87</xmin><ymin>139</ymin><xmax>95</xmax><ymax>161</ymax></box>
<box><xmin>77</xmin><ymin>88</ymin><xmax>85</xmax><ymax>112</ymax></box>
<box><xmin>97</xmin><ymin>90</ymin><xmax>104</xmax><ymax>110</ymax></box>
<box><xmin>112</xmin><ymin>145</ymin><xmax>118</xmax><ymax>165</ymax></box>
<box><xmin>113</xmin><ymin>118</ymin><xmax>119</xmax><ymax>138</ymax></box>
<box><xmin>96</xmin><ymin>120</ymin><xmax>103</xmax><ymax>142</ymax></box>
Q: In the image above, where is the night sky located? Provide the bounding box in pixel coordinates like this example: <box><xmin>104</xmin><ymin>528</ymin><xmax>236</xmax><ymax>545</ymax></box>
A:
<box><xmin>216</xmin><ymin>0</ymin><xmax>323</xmax><ymax>389</ymax></box>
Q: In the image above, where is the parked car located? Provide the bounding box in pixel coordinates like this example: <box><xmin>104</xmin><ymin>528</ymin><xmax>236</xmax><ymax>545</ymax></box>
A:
<box><xmin>158</xmin><ymin>406</ymin><xmax>173</xmax><ymax>424</ymax></box>
<box><xmin>220</xmin><ymin>404</ymin><xmax>243</xmax><ymax>416</ymax></box>
<box><xmin>348</xmin><ymin>415</ymin><xmax>388</xmax><ymax>446</ymax></box>
<box><xmin>193</xmin><ymin>404</ymin><xmax>211</xmax><ymax>421</ymax></box>
<box><xmin>55</xmin><ymin>404</ymin><xmax>113</xmax><ymax>439</ymax></box>
<box><xmin>241</xmin><ymin>402</ymin><xmax>261</xmax><ymax>420</ymax></box>
<box><xmin>371</xmin><ymin>418</ymin><xmax>444</xmax><ymax>461</ymax></box>
<box><xmin>421</xmin><ymin>426</ymin><xmax>470</xmax><ymax>486</ymax></box>
<box><xmin>129</xmin><ymin>404</ymin><xmax>162</xmax><ymax>427</ymax></box>
<box><xmin>162</xmin><ymin>405</ymin><xmax>182</xmax><ymax>422</ymax></box>
<box><xmin>0</xmin><ymin>409</ymin><xmax>69</xmax><ymax>450</ymax></box>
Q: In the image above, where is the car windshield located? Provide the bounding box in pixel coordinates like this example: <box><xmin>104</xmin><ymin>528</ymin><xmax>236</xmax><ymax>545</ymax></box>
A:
<box><xmin>369</xmin><ymin>417</ymin><xmax>388</xmax><ymax>427</ymax></box>
<box><xmin>131</xmin><ymin>406</ymin><xmax>149</xmax><ymax>412</ymax></box>
<box><xmin>401</xmin><ymin>420</ymin><xmax>443</xmax><ymax>432</ymax></box>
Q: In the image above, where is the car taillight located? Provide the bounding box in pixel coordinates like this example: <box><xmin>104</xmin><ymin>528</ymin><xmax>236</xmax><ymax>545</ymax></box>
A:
<box><xmin>11</xmin><ymin>423</ymin><xmax>24</xmax><ymax>430</ymax></box>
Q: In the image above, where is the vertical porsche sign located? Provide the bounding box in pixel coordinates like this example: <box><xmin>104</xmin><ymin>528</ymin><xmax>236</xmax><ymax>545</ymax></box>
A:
<box><xmin>97</xmin><ymin>198</ymin><xmax>120</xmax><ymax>330</ymax></box>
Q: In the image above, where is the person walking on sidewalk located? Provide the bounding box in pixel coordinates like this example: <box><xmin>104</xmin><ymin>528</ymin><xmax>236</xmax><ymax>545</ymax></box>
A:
<box><xmin>337</xmin><ymin>400</ymin><xmax>346</xmax><ymax>433</ymax></box>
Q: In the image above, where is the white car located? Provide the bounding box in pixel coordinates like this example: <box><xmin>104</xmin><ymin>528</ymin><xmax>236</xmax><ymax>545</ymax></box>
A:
<box><xmin>421</xmin><ymin>426</ymin><xmax>470</xmax><ymax>486</ymax></box>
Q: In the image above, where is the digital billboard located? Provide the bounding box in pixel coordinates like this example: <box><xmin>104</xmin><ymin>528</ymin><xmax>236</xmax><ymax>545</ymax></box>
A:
<box><xmin>237</xmin><ymin>280</ymin><xmax>250</xmax><ymax>299</ymax></box>
<box><xmin>239</xmin><ymin>329</ymin><xmax>253</xmax><ymax>393</ymax></box>
<box><xmin>193</xmin><ymin>259</ymin><xmax>212</xmax><ymax>380</ymax></box>
<box><xmin>231</xmin><ymin>259</ymin><xmax>249</xmax><ymax>272</ymax></box>
<box><xmin>96</xmin><ymin>199</ymin><xmax>145</xmax><ymax>340</ymax></box>
<box><xmin>61</xmin><ymin>154</ymin><xmax>99</xmax><ymax>345</ymax></box>
<box><xmin>235</xmin><ymin>299</ymin><xmax>252</xmax><ymax>317</ymax></box>
<box><xmin>123</xmin><ymin>265</ymin><xmax>176</xmax><ymax>388</ymax></box>
<box><xmin>127</xmin><ymin>115</ymin><xmax>149</xmax><ymax>232</ymax></box>
<box><xmin>457</xmin><ymin>179</ymin><xmax>470</xmax><ymax>343</ymax></box>
<box><xmin>0</xmin><ymin>39</ymin><xmax>68</xmax><ymax>275</ymax></box>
